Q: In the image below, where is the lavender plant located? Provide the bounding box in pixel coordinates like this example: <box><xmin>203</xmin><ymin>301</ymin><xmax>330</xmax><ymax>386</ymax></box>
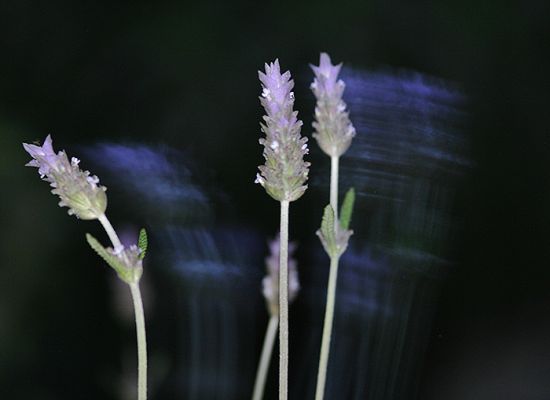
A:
<box><xmin>310</xmin><ymin>53</ymin><xmax>356</xmax><ymax>400</ymax></box>
<box><xmin>23</xmin><ymin>135</ymin><xmax>149</xmax><ymax>400</ymax></box>
<box><xmin>256</xmin><ymin>59</ymin><xmax>310</xmax><ymax>400</ymax></box>
<box><xmin>252</xmin><ymin>237</ymin><xmax>300</xmax><ymax>400</ymax></box>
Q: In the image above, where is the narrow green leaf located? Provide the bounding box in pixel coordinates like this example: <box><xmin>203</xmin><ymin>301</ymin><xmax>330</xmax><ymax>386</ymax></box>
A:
<box><xmin>138</xmin><ymin>228</ymin><xmax>148</xmax><ymax>260</ymax></box>
<box><xmin>339</xmin><ymin>187</ymin><xmax>355</xmax><ymax>230</ymax></box>
<box><xmin>86</xmin><ymin>233</ymin><xmax>125</xmax><ymax>273</ymax></box>
<box><xmin>86</xmin><ymin>233</ymin><xmax>113</xmax><ymax>265</ymax></box>
<box><xmin>320</xmin><ymin>205</ymin><xmax>337</xmax><ymax>256</ymax></box>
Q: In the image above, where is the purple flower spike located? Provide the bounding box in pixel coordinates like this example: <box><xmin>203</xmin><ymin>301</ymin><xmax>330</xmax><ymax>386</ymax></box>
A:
<box><xmin>256</xmin><ymin>59</ymin><xmax>310</xmax><ymax>202</ymax></box>
<box><xmin>311</xmin><ymin>53</ymin><xmax>356</xmax><ymax>157</ymax></box>
<box><xmin>23</xmin><ymin>135</ymin><xmax>107</xmax><ymax>220</ymax></box>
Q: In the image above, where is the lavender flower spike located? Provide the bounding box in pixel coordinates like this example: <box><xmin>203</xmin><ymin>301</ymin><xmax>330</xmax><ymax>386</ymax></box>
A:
<box><xmin>23</xmin><ymin>135</ymin><xmax>107</xmax><ymax>220</ymax></box>
<box><xmin>311</xmin><ymin>53</ymin><xmax>356</xmax><ymax>157</ymax></box>
<box><xmin>256</xmin><ymin>60</ymin><xmax>310</xmax><ymax>202</ymax></box>
<box><xmin>262</xmin><ymin>236</ymin><xmax>300</xmax><ymax>316</ymax></box>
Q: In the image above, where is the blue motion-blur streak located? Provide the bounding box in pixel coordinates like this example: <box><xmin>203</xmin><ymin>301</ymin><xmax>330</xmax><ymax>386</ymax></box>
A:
<box><xmin>84</xmin><ymin>64</ymin><xmax>470</xmax><ymax>399</ymax></box>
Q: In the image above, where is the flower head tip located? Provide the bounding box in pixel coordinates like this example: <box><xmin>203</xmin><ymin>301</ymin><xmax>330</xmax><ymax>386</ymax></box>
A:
<box><xmin>311</xmin><ymin>53</ymin><xmax>356</xmax><ymax>157</ymax></box>
<box><xmin>23</xmin><ymin>135</ymin><xmax>107</xmax><ymax>220</ymax></box>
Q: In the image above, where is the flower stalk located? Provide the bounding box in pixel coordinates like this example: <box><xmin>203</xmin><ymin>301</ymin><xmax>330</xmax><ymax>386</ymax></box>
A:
<box><xmin>278</xmin><ymin>200</ymin><xmax>290</xmax><ymax>400</ymax></box>
<box><xmin>130</xmin><ymin>281</ymin><xmax>147</xmax><ymax>400</ymax></box>
<box><xmin>311</xmin><ymin>53</ymin><xmax>356</xmax><ymax>400</ymax></box>
<box><xmin>252</xmin><ymin>315</ymin><xmax>279</xmax><ymax>400</ymax></box>
<box><xmin>256</xmin><ymin>59</ymin><xmax>309</xmax><ymax>400</ymax></box>
<box><xmin>23</xmin><ymin>135</ymin><xmax>149</xmax><ymax>400</ymax></box>
<box><xmin>330</xmin><ymin>155</ymin><xmax>339</xmax><ymax>221</ymax></box>
<box><xmin>314</xmin><ymin>254</ymin><xmax>339</xmax><ymax>400</ymax></box>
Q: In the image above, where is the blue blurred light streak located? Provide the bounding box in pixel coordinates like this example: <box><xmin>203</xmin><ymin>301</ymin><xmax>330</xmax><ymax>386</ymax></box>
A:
<box><xmin>298</xmin><ymin>67</ymin><xmax>469</xmax><ymax>400</ymax></box>
<box><xmin>83</xmin><ymin>143</ymin><xmax>212</xmax><ymax>224</ymax></box>
<box><xmin>84</xmin><ymin>142</ymin><xmax>265</xmax><ymax>398</ymax></box>
<box><xmin>82</xmin><ymin>63</ymin><xmax>470</xmax><ymax>399</ymax></box>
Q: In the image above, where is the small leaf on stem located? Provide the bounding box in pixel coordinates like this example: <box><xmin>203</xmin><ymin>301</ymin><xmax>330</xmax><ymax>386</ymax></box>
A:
<box><xmin>339</xmin><ymin>188</ymin><xmax>355</xmax><ymax>230</ymax></box>
<box><xmin>317</xmin><ymin>205</ymin><xmax>337</xmax><ymax>257</ymax></box>
<box><xmin>138</xmin><ymin>228</ymin><xmax>148</xmax><ymax>260</ymax></box>
<box><xmin>86</xmin><ymin>233</ymin><xmax>125</xmax><ymax>273</ymax></box>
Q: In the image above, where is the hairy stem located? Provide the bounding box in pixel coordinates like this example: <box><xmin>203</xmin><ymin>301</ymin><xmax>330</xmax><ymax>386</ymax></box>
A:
<box><xmin>252</xmin><ymin>315</ymin><xmax>279</xmax><ymax>400</ymax></box>
<box><xmin>98</xmin><ymin>213</ymin><xmax>147</xmax><ymax>400</ymax></box>
<box><xmin>315</xmin><ymin>255</ymin><xmax>340</xmax><ymax>400</ymax></box>
<box><xmin>279</xmin><ymin>200</ymin><xmax>290</xmax><ymax>400</ymax></box>
<box><xmin>98</xmin><ymin>213</ymin><xmax>123</xmax><ymax>252</ymax></box>
<box><xmin>330</xmin><ymin>156</ymin><xmax>339</xmax><ymax>220</ymax></box>
<box><xmin>130</xmin><ymin>282</ymin><xmax>148</xmax><ymax>400</ymax></box>
<box><xmin>315</xmin><ymin>154</ymin><xmax>341</xmax><ymax>400</ymax></box>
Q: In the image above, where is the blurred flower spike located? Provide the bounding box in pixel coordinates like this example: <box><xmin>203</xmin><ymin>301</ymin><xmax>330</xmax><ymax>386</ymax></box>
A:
<box><xmin>256</xmin><ymin>59</ymin><xmax>310</xmax><ymax>202</ymax></box>
<box><xmin>262</xmin><ymin>236</ymin><xmax>300</xmax><ymax>316</ymax></box>
<box><xmin>311</xmin><ymin>53</ymin><xmax>356</xmax><ymax>157</ymax></box>
<box><xmin>23</xmin><ymin>135</ymin><xmax>107</xmax><ymax>220</ymax></box>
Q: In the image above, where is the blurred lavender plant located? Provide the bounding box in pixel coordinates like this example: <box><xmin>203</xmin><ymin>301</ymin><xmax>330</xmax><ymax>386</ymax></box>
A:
<box><xmin>256</xmin><ymin>59</ymin><xmax>309</xmax><ymax>400</ymax></box>
<box><xmin>252</xmin><ymin>236</ymin><xmax>300</xmax><ymax>400</ymax></box>
<box><xmin>262</xmin><ymin>237</ymin><xmax>300</xmax><ymax>317</ymax></box>
<box><xmin>23</xmin><ymin>135</ymin><xmax>149</xmax><ymax>400</ymax></box>
<box><xmin>310</xmin><ymin>53</ymin><xmax>356</xmax><ymax>400</ymax></box>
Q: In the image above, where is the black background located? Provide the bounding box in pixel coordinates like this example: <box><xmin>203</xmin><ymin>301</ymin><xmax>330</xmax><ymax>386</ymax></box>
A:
<box><xmin>1</xmin><ymin>1</ymin><xmax>549</xmax><ymax>399</ymax></box>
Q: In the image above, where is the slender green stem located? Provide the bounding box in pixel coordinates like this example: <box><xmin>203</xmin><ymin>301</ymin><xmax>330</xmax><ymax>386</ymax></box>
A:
<box><xmin>315</xmin><ymin>154</ymin><xmax>341</xmax><ymax>400</ymax></box>
<box><xmin>252</xmin><ymin>315</ymin><xmax>279</xmax><ymax>400</ymax></box>
<box><xmin>98</xmin><ymin>213</ymin><xmax>123</xmax><ymax>252</ymax></box>
<box><xmin>279</xmin><ymin>200</ymin><xmax>290</xmax><ymax>400</ymax></box>
<box><xmin>330</xmin><ymin>156</ymin><xmax>339</xmax><ymax>220</ymax></box>
<box><xmin>130</xmin><ymin>282</ymin><xmax>148</xmax><ymax>400</ymax></box>
<box><xmin>315</xmin><ymin>255</ymin><xmax>340</xmax><ymax>400</ymax></box>
<box><xmin>98</xmin><ymin>213</ymin><xmax>147</xmax><ymax>400</ymax></box>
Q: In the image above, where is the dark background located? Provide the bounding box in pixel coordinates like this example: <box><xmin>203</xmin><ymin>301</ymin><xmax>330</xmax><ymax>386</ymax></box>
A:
<box><xmin>1</xmin><ymin>1</ymin><xmax>550</xmax><ymax>399</ymax></box>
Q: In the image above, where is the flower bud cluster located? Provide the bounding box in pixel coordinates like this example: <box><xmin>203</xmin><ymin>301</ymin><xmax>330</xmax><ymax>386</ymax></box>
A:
<box><xmin>23</xmin><ymin>135</ymin><xmax>107</xmax><ymax>220</ymax></box>
<box><xmin>256</xmin><ymin>60</ymin><xmax>310</xmax><ymax>202</ymax></box>
<box><xmin>311</xmin><ymin>53</ymin><xmax>356</xmax><ymax>157</ymax></box>
<box><xmin>262</xmin><ymin>236</ymin><xmax>300</xmax><ymax>316</ymax></box>
<box><xmin>109</xmin><ymin>244</ymin><xmax>144</xmax><ymax>284</ymax></box>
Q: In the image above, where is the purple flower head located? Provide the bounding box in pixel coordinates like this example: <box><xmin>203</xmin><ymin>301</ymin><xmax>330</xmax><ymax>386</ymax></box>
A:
<box><xmin>256</xmin><ymin>59</ymin><xmax>310</xmax><ymax>202</ymax></box>
<box><xmin>311</xmin><ymin>53</ymin><xmax>344</xmax><ymax>98</ymax></box>
<box><xmin>23</xmin><ymin>135</ymin><xmax>59</xmax><ymax>178</ymax></box>
<box><xmin>23</xmin><ymin>135</ymin><xmax>107</xmax><ymax>220</ymax></box>
<box><xmin>258</xmin><ymin>60</ymin><xmax>294</xmax><ymax>116</ymax></box>
<box><xmin>310</xmin><ymin>53</ymin><xmax>356</xmax><ymax>157</ymax></box>
<box><xmin>262</xmin><ymin>235</ymin><xmax>300</xmax><ymax>316</ymax></box>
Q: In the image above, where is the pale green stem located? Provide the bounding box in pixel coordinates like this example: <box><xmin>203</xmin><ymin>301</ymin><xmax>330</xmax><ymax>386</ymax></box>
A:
<box><xmin>97</xmin><ymin>213</ymin><xmax>147</xmax><ymax>400</ymax></box>
<box><xmin>252</xmin><ymin>315</ymin><xmax>279</xmax><ymax>400</ymax></box>
<box><xmin>98</xmin><ymin>213</ymin><xmax>123</xmax><ymax>252</ymax></box>
<box><xmin>315</xmin><ymin>255</ymin><xmax>340</xmax><ymax>400</ymax></box>
<box><xmin>315</xmin><ymin>154</ymin><xmax>341</xmax><ymax>400</ymax></box>
<box><xmin>279</xmin><ymin>200</ymin><xmax>290</xmax><ymax>400</ymax></box>
<box><xmin>130</xmin><ymin>282</ymin><xmax>148</xmax><ymax>400</ymax></box>
<box><xmin>330</xmin><ymin>156</ymin><xmax>339</xmax><ymax>220</ymax></box>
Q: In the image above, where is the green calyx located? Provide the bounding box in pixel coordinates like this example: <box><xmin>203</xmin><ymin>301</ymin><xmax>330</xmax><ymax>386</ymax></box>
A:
<box><xmin>86</xmin><ymin>232</ymin><xmax>144</xmax><ymax>284</ymax></box>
